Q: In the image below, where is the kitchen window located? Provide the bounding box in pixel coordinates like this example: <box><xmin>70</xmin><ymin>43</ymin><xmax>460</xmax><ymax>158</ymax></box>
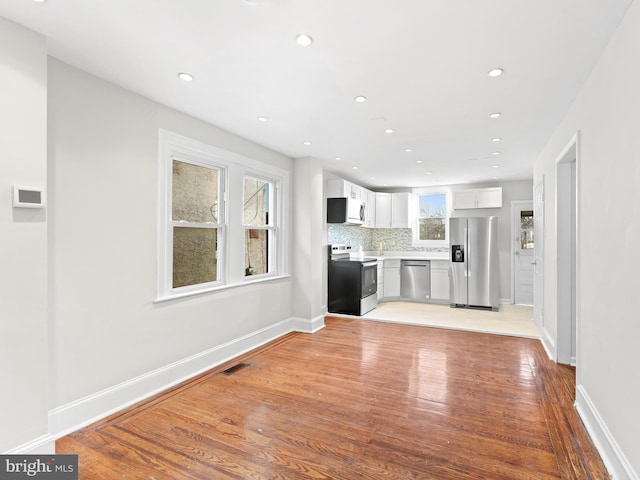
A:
<box><xmin>412</xmin><ymin>190</ymin><xmax>450</xmax><ymax>247</ymax></box>
<box><xmin>157</xmin><ymin>130</ymin><xmax>289</xmax><ymax>301</ymax></box>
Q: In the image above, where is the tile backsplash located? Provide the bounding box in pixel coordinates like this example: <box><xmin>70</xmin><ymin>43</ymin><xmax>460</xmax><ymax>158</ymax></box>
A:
<box><xmin>328</xmin><ymin>225</ymin><xmax>448</xmax><ymax>254</ymax></box>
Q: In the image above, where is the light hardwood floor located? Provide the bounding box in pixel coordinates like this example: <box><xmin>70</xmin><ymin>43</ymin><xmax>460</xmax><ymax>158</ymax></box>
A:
<box><xmin>57</xmin><ymin>317</ymin><xmax>608</xmax><ymax>479</ymax></box>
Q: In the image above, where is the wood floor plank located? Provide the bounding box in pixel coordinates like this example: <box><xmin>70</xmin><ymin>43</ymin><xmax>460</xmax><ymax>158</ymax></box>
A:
<box><xmin>57</xmin><ymin>316</ymin><xmax>609</xmax><ymax>479</ymax></box>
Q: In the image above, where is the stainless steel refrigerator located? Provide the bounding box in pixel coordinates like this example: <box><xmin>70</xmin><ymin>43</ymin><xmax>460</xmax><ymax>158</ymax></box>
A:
<box><xmin>450</xmin><ymin>216</ymin><xmax>499</xmax><ymax>311</ymax></box>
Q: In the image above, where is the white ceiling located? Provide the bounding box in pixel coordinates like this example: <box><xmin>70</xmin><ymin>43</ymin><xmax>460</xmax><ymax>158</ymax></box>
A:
<box><xmin>1</xmin><ymin>0</ymin><xmax>633</xmax><ymax>188</ymax></box>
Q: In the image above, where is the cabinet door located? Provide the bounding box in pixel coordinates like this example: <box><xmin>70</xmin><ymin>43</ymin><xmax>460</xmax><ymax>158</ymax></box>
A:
<box><xmin>375</xmin><ymin>193</ymin><xmax>391</xmax><ymax>228</ymax></box>
<box><xmin>391</xmin><ymin>193</ymin><xmax>411</xmax><ymax>228</ymax></box>
<box><xmin>384</xmin><ymin>267</ymin><xmax>401</xmax><ymax>297</ymax></box>
<box><xmin>377</xmin><ymin>263</ymin><xmax>384</xmax><ymax>299</ymax></box>
<box><xmin>349</xmin><ymin>183</ymin><xmax>362</xmax><ymax>200</ymax></box>
<box><xmin>476</xmin><ymin>187</ymin><xmax>502</xmax><ymax>208</ymax></box>
<box><xmin>430</xmin><ymin>266</ymin><xmax>450</xmax><ymax>301</ymax></box>
<box><xmin>453</xmin><ymin>190</ymin><xmax>477</xmax><ymax>209</ymax></box>
<box><xmin>366</xmin><ymin>190</ymin><xmax>377</xmax><ymax>228</ymax></box>
<box><xmin>326</xmin><ymin>179</ymin><xmax>361</xmax><ymax>199</ymax></box>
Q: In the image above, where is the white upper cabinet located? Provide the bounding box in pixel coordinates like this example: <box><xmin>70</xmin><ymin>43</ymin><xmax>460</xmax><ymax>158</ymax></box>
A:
<box><xmin>391</xmin><ymin>192</ymin><xmax>411</xmax><ymax>228</ymax></box>
<box><xmin>326</xmin><ymin>178</ymin><xmax>361</xmax><ymax>200</ymax></box>
<box><xmin>375</xmin><ymin>193</ymin><xmax>392</xmax><ymax>228</ymax></box>
<box><xmin>453</xmin><ymin>187</ymin><xmax>502</xmax><ymax>209</ymax></box>
<box><xmin>364</xmin><ymin>188</ymin><xmax>376</xmax><ymax>228</ymax></box>
<box><xmin>375</xmin><ymin>192</ymin><xmax>411</xmax><ymax>228</ymax></box>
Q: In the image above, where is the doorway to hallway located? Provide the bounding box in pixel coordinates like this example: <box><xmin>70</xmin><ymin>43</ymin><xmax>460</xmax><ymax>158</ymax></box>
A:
<box><xmin>512</xmin><ymin>200</ymin><xmax>534</xmax><ymax>305</ymax></box>
<box><xmin>556</xmin><ymin>133</ymin><xmax>579</xmax><ymax>366</ymax></box>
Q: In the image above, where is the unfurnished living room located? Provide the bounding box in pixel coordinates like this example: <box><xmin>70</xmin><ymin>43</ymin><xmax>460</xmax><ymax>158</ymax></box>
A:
<box><xmin>1</xmin><ymin>1</ymin><xmax>639</xmax><ymax>479</ymax></box>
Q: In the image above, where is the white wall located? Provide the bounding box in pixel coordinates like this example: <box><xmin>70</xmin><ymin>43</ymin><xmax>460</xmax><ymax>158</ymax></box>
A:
<box><xmin>47</xmin><ymin>59</ymin><xmax>295</xmax><ymax>415</ymax></box>
<box><xmin>533</xmin><ymin>1</ymin><xmax>640</xmax><ymax>477</ymax></box>
<box><xmin>0</xmin><ymin>18</ymin><xmax>50</xmax><ymax>452</ymax></box>
<box><xmin>292</xmin><ymin>157</ymin><xmax>325</xmax><ymax>328</ymax></box>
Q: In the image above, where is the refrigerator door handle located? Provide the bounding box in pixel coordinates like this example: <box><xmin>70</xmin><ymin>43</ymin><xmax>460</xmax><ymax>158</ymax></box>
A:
<box><xmin>464</xmin><ymin>227</ymin><xmax>469</xmax><ymax>277</ymax></box>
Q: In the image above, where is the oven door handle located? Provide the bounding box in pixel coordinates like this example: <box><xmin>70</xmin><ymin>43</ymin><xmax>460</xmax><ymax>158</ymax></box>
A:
<box><xmin>362</xmin><ymin>261</ymin><xmax>378</xmax><ymax>267</ymax></box>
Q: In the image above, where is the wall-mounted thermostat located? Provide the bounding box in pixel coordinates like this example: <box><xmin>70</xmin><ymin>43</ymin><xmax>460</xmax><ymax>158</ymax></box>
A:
<box><xmin>13</xmin><ymin>185</ymin><xmax>45</xmax><ymax>208</ymax></box>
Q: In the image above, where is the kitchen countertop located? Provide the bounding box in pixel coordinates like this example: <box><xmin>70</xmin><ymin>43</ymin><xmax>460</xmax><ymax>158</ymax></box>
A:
<box><xmin>355</xmin><ymin>251</ymin><xmax>450</xmax><ymax>261</ymax></box>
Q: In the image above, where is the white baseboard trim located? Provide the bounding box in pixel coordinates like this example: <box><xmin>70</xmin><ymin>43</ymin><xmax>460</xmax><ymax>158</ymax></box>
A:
<box><xmin>4</xmin><ymin>434</ymin><xmax>56</xmax><ymax>455</ymax></box>
<box><xmin>575</xmin><ymin>384</ymin><xmax>639</xmax><ymax>480</ymax></box>
<box><xmin>49</xmin><ymin>316</ymin><xmax>322</xmax><ymax>440</ymax></box>
<box><xmin>292</xmin><ymin>314</ymin><xmax>325</xmax><ymax>333</ymax></box>
<box><xmin>540</xmin><ymin>326</ymin><xmax>555</xmax><ymax>360</ymax></box>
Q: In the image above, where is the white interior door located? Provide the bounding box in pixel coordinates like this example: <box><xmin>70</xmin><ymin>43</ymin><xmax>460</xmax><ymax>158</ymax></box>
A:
<box><xmin>513</xmin><ymin>201</ymin><xmax>534</xmax><ymax>305</ymax></box>
<box><xmin>533</xmin><ymin>178</ymin><xmax>544</xmax><ymax>331</ymax></box>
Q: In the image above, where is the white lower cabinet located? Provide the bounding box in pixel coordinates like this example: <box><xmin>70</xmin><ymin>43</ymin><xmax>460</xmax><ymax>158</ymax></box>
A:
<box><xmin>430</xmin><ymin>260</ymin><xmax>450</xmax><ymax>302</ymax></box>
<box><xmin>383</xmin><ymin>259</ymin><xmax>401</xmax><ymax>298</ymax></box>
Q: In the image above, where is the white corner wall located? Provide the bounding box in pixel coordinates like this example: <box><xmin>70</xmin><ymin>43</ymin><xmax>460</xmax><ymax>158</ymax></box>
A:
<box><xmin>47</xmin><ymin>59</ymin><xmax>296</xmax><ymax>432</ymax></box>
<box><xmin>292</xmin><ymin>157</ymin><xmax>325</xmax><ymax>331</ymax></box>
<box><xmin>533</xmin><ymin>2</ymin><xmax>640</xmax><ymax>477</ymax></box>
<box><xmin>0</xmin><ymin>18</ymin><xmax>50</xmax><ymax>452</ymax></box>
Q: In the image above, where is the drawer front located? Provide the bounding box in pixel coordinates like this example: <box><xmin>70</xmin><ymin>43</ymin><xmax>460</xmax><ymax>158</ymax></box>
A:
<box><xmin>383</xmin><ymin>259</ymin><xmax>401</xmax><ymax>268</ymax></box>
<box><xmin>430</xmin><ymin>260</ymin><xmax>449</xmax><ymax>270</ymax></box>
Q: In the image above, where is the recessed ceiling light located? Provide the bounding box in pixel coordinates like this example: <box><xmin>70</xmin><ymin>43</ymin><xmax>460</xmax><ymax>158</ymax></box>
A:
<box><xmin>257</xmin><ymin>116</ymin><xmax>269</xmax><ymax>122</ymax></box>
<box><xmin>303</xmin><ymin>141</ymin><xmax>312</xmax><ymax>146</ymax></box>
<box><xmin>492</xmin><ymin>165</ymin><xmax>500</xmax><ymax>168</ymax></box>
<box><xmin>492</xmin><ymin>176</ymin><xmax>499</xmax><ymax>179</ymax></box>
<box><xmin>489</xmin><ymin>112</ymin><xmax>501</xmax><ymax>118</ymax></box>
<box><xmin>334</xmin><ymin>157</ymin><xmax>341</xmax><ymax>161</ymax></box>
<box><xmin>404</xmin><ymin>148</ymin><xmax>413</xmax><ymax>153</ymax></box>
<box><xmin>295</xmin><ymin>34</ymin><xmax>313</xmax><ymax>47</ymax></box>
<box><xmin>492</xmin><ymin>137</ymin><xmax>502</xmax><ymax>143</ymax></box>
<box><xmin>492</xmin><ymin>152</ymin><xmax>501</xmax><ymax>156</ymax></box>
<box><xmin>33</xmin><ymin>0</ymin><xmax>47</xmax><ymax>3</ymax></box>
<box><xmin>369</xmin><ymin>176</ymin><xmax>375</xmax><ymax>180</ymax></box>
<box><xmin>177</xmin><ymin>72</ymin><xmax>194</xmax><ymax>82</ymax></box>
<box><xmin>384</xmin><ymin>129</ymin><xmax>395</xmax><ymax>134</ymax></box>
<box><xmin>416</xmin><ymin>160</ymin><xmax>423</xmax><ymax>164</ymax></box>
<box><xmin>354</xmin><ymin>96</ymin><xmax>367</xmax><ymax>103</ymax></box>
<box><xmin>352</xmin><ymin>166</ymin><xmax>359</xmax><ymax>170</ymax></box>
<box><xmin>488</xmin><ymin>68</ymin><xmax>504</xmax><ymax>77</ymax></box>
<box><xmin>426</xmin><ymin>171</ymin><xmax>433</xmax><ymax>175</ymax></box>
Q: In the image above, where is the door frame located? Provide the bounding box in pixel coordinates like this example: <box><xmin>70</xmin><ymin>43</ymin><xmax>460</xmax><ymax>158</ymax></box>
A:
<box><xmin>555</xmin><ymin>131</ymin><xmax>580</xmax><ymax>366</ymax></box>
<box><xmin>533</xmin><ymin>177</ymin><xmax>545</xmax><ymax>347</ymax></box>
<box><xmin>511</xmin><ymin>200</ymin><xmax>534</xmax><ymax>305</ymax></box>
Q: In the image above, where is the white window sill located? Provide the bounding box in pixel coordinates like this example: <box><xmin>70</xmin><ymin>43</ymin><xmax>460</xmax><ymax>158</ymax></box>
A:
<box><xmin>154</xmin><ymin>274</ymin><xmax>291</xmax><ymax>303</ymax></box>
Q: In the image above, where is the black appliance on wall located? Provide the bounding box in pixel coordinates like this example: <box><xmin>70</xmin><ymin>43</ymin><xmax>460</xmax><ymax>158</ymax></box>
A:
<box><xmin>326</xmin><ymin>197</ymin><xmax>365</xmax><ymax>225</ymax></box>
<box><xmin>328</xmin><ymin>244</ymin><xmax>378</xmax><ymax>316</ymax></box>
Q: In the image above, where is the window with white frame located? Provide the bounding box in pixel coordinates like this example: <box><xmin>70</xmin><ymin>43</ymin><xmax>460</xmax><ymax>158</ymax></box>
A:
<box><xmin>413</xmin><ymin>191</ymin><xmax>449</xmax><ymax>246</ymax></box>
<box><xmin>243</xmin><ymin>175</ymin><xmax>275</xmax><ymax>277</ymax></box>
<box><xmin>157</xmin><ymin>130</ymin><xmax>288</xmax><ymax>301</ymax></box>
<box><xmin>171</xmin><ymin>159</ymin><xmax>223</xmax><ymax>289</ymax></box>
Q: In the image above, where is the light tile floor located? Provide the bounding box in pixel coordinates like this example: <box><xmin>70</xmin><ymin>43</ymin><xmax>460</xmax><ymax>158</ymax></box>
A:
<box><xmin>362</xmin><ymin>301</ymin><xmax>540</xmax><ymax>338</ymax></box>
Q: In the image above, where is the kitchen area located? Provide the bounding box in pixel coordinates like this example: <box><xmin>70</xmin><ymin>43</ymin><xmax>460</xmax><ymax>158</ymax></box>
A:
<box><xmin>325</xmin><ymin>175</ymin><xmax>533</xmax><ymax>322</ymax></box>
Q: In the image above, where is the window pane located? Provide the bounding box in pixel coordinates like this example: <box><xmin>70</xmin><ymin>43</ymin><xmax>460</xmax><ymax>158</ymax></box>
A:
<box><xmin>419</xmin><ymin>193</ymin><xmax>446</xmax><ymax>218</ymax></box>
<box><xmin>173</xmin><ymin>227</ymin><xmax>217</xmax><ymax>288</ymax></box>
<box><xmin>520</xmin><ymin>210</ymin><xmax>534</xmax><ymax>250</ymax></box>
<box><xmin>245</xmin><ymin>229</ymin><xmax>268</xmax><ymax>276</ymax></box>
<box><xmin>173</xmin><ymin>160</ymin><xmax>219</xmax><ymax>222</ymax></box>
<box><xmin>419</xmin><ymin>218</ymin><xmax>446</xmax><ymax>241</ymax></box>
<box><xmin>243</xmin><ymin>177</ymin><xmax>270</xmax><ymax>226</ymax></box>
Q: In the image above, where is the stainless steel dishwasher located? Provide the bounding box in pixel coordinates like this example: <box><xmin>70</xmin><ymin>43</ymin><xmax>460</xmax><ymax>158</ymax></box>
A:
<box><xmin>400</xmin><ymin>260</ymin><xmax>431</xmax><ymax>300</ymax></box>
